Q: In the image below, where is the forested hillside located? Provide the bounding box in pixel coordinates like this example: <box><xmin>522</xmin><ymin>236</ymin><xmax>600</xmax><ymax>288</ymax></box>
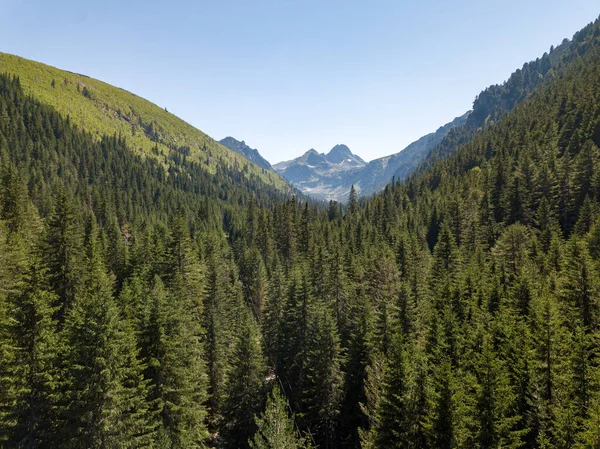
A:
<box><xmin>418</xmin><ymin>17</ymin><xmax>600</xmax><ymax>174</ymax></box>
<box><xmin>1</xmin><ymin>14</ymin><xmax>600</xmax><ymax>449</ymax></box>
<box><xmin>0</xmin><ymin>53</ymin><xmax>290</xmax><ymax>193</ymax></box>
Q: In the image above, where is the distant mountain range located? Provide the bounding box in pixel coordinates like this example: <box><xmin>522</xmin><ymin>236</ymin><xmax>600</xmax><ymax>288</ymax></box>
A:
<box><xmin>272</xmin><ymin>145</ymin><xmax>367</xmax><ymax>201</ymax></box>
<box><xmin>216</xmin><ymin>10</ymin><xmax>581</xmax><ymax>204</ymax></box>
<box><xmin>232</xmin><ymin>111</ymin><xmax>470</xmax><ymax>202</ymax></box>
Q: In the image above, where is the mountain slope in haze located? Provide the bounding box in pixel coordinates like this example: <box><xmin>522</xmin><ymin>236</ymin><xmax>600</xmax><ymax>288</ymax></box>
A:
<box><xmin>273</xmin><ymin>144</ymin><xmax>367</xmax><ymax>201</ymax></box>
<box><xmin>273</xmin><ymin>114</ymin><xmax>468</xmax><ymax>202</ymax></box>
<box><xmin>350</xmin><ymin>112</ymin><xmax>470</xmax><ymax>198</ymax></box>
<box><xmin>0</xmin><ymin>52</ymin><xmax>290</xmax><ymax>193</ymax></box>
<box><xmin>219</xmin><ymin>137</ymin><xmax>273</xmax><ymax>171</ymax></box>
<box><xmin>417</xmin><ymin>19</ymin><xmax>600</xmax><ymax>175</ymax></box>
<box><xmin>279</xmin><ymin>15</ymin><xmax>600</xmax><ymax>204</ymax></box>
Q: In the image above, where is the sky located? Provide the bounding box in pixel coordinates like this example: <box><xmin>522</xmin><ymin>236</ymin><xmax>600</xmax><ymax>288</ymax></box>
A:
<box><xmin>1</xmin><ymin>1</ymin><xmax>599</xmax><ymax>163</ymax></box>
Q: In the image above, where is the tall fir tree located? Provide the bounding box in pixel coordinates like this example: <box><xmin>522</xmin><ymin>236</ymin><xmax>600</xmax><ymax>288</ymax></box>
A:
<box><xmin>141</xmin><ymin>275</ymin><xmax>209</xmax><ymax>448</ymax></box>
<box><xmin>249</xmin><ymin>384</ymin><xmax>313</xmax><ymax>449</ymax></box>
<box><xmin>221</xmin><ymin>310</ymin><xmax>267</xmax><ymax>449</ymax></box>
<box><xmin>58</xmin><ymin>227</ymin><xmax>154</xmax><ymax>448</ymax></box>
<box><xmin>43</xmin><ymin>186</ymin><xmax>84</xmax><ymax>324</ymax></box>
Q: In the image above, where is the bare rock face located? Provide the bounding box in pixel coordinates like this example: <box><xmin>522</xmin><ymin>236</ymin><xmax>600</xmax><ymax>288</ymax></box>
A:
<box><xmin>273</xmin><ymin>145</ymin><xmax>367</xmax><ymax>202</ymax></box>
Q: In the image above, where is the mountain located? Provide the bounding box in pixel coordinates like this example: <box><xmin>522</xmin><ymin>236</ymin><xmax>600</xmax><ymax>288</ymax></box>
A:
<box><xmin>273</xmin><ymin>114</ymin><xmax>468</xmax><ymax>202</ymax></box>
<box><xmin>219</xmin><ymin>137</ymin><xmax>273</xmax><ymax>171</ymax></box>
<box><xmin>2</xmin><ymin>14</ymin><xmax>600</xmax><ymax>449</ymax></box>
<box><xmin>276</xmin><ymin>15</ymin><xmax>600</xmax><ymax>204</ymax></box>
<box><xmin>417</xmin><ymin>22</ymin><xmax>598</xmax><ymax>174</ymax></box>
<box><xmin>273</xmin><ymin>144</ymin><xmax>367</xmax><ymax>201</ymax></box>
<box><xmin>349</xmin><ymin>112</ymin><xmax>470</xmax><ymax>198</ymax></box>
<box><xmin>325</xmin><ymin>144</ymin><xmax>366</xmax><ymax>167</ymax></box>
<box><xmin>0</xmin><ymin>52</ymin><xmax>290</xmax><ymax>194</ymax></box>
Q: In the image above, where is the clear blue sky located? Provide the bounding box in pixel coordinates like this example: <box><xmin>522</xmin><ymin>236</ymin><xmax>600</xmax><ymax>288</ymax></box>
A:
<box><xmin>2</xmin><ymin>0</ymin><xmax>598</xmax><ymax>162</ymax></box>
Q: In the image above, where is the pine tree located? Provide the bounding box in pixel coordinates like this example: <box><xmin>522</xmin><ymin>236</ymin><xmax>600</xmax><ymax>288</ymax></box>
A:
<box><xmin>58</xmin><ymin>229</ymin><xmax>154</xmax><ymax>448</ymax></box>
<box><xmin>2</xmin><ymin>256</ymin><xmax>60</xmax><ymax>448</ymax></box>
<box><xmin>221</xmin><ymin>310</ymin><xmax>267</xmax><ymax>449</ymax></box>
<box><xmin>249</xmin><ymin>384</ymin><xmax>313</xmax><ymax>449</ymax></box>
<box><xmin>371</xmin><ymin>329</ymin><xmax>407</xmax><ymax>449</ymax></box>
<box><xmin>141</xmin><ymin>275</ymin><xmax>209</xmax><ymax>448</ymax></box>
<box><xmin>43</xmin><ymin>186</ymin><xmax>84</xmax><ymax>324</ymax></box>
<box><xmin>297</xmin><ymin>299</ymin><xmax>345</xmax><ymax>448</ymax></box>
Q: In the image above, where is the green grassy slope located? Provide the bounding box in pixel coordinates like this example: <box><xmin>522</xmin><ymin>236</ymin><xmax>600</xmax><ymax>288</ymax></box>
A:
<box><xmin>0</xmin><ymin>52</ymin><xmax>289</xmax><ymax>192</ymax></box>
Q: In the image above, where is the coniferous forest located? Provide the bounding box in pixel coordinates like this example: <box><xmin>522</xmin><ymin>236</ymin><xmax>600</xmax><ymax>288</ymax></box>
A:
<box><xmin>2</xmin><ymin>14</ymin><xmax>600</xmax><ymax>449</ymax></box>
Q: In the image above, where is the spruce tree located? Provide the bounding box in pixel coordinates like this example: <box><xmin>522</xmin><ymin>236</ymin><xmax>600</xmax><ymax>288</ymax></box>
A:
<box><xmin>240</xmin><ymin>246</ymin><xmax>269</xmax><ymax>321</ymax></box>
<box><xmin>339</xmin><ymin>292</ymin><xmax>373</xmax><ymax>448</ymax></box>
<box><xmin>204</xmin><ymin>245</ymin><xmax>244</xmax><ymax>426</ymax></box>
<box><xmin>263</xmin><ymin>261</ymin><xmax>287</xmax><ymax>365</ymax></box>
<box><xmin>473</xmin><ymin>333</ymin><xmax>524</xmax><ymax>448</ymax></box>
<box><xmin>43</xmin><ymin>187</ymin><xmax>84</xmax><ymax>324</ymax></box>
<box><xmin>4</xmin><ymin>261</ymin><xmax>59</xmax><ymax>448</ymax></box>
<box><xmin>425</xmin><ymin>359</ymin><xmax>454</xmax><ymax>449</ymax></box>
<box><xmin>297</xmin><ymin>299</ymin><xmax>344</xmax><ymax>448</ymax></box>
<box><xmin>358</xmin><ymin>351</ymin><xmax>386</xmax><ymax>449</ymax></box>
<box><xmin>249</xmin><ymin>384</ymin><xmax>312</xmax><ymax>449</ymax></box>
<box><xmin>348</xmin><ymin>185</ymin><xmax>358</xmax><ymax>215</ymax></box>
<box><xmin>561</xmin><ymin>238</ymin><xmax>598</xmax><ymax>328</ymax></box>
<box><xmin>221</xmin><ymin>310</ymin><xmax>267</xmax><ymax>449</ymax></box>
<box><xmin>58</xmin><ymin>229</ymin><xmax>153</xmax><ymax>448</ymax></box>
<box><xmin>371</xmin><ymin>329</ymin><xmax>407</xmax><ymax>449</ymax></box>
<box><xmin>141</xmin><ymin>275</ymin><xmax>209</xmax><ymax>448</ymax></box>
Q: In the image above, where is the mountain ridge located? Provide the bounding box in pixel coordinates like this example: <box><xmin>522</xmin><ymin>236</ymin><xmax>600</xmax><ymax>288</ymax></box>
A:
<box><xmin>0</xmin><ymin>52</ymin><xmax>291</xmax><ymax>193</ymax></box>
<box><xmin>219</xmin><ymin>137</ymin><xmax>273</xmax><ymax>171</ymax></box>
<box><xmin>273</xmin><ymin>144</ymin><xmax>367</xmax><ymax>201</ymax></box>
<box><xmin>352</xmin><ymin>111</ymin><xmax>470</xmax><ymax>197</ymax></box>
<box><xmin>271</xmin><ymin>112</ymin><xmax>469</xmax><ymax>202</ymax></box>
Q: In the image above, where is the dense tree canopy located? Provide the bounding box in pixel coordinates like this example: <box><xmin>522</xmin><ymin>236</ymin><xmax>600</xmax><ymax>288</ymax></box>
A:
<box><xmin>1</xmin><ymin>14</ymin><xmax>600</xmax><ymax>449</ymax></box>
